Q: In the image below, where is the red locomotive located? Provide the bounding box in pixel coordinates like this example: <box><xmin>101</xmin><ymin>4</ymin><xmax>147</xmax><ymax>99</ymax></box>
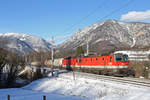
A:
<box><xmin>61</xmin><ymin>53</ymin><xmax>132</xmax><ymax>76</ymax></box>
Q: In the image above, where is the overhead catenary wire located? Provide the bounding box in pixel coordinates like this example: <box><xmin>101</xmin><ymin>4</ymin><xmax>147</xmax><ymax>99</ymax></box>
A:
<box><xmin>50</xmin><ymin>0</ymin><xmax>136</xmax><ymax>45</ymax></box>
<box><xmin>61</xmin><ymin>0</ymin><xmax>111</xmax><ymax>34</ymax></box>
<box><xmin>61</xmin><ymin>0</ymin><xmax>136</xmax><ymax>37</ymax></box>
<box><xmin>86</xmin><ymin>0</ymin><xmax>137</xmax><ymax>44</ymax></box>
<box><xmin>96</xmin><ymin>0</ymin><xmax>136</xmax><ymax>22</ymax></box>
<box><xmin>52</xmin><ymin>0</ymin><xmax>111</xmax><ymax>44</ymax></box>
<box><xmin>57</xmin><ymin>0</ymin><xmax>136</xmax><ymax>55</ymax></box>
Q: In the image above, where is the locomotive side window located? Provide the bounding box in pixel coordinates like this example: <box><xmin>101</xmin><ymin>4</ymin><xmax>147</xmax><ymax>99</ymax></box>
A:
<box><xmin>123</xmin><ymin>55</ymin><xmax>129</xmax><ymax>61</ymax></box>
<box><xmin>110</xmin><ymin>57</ymin><xmax>112</xmax><ymax>62</ymax></box>
<box><xmin>78</xmin><ymin>58</ymin><xmax>82</xmax><ymax>62</ymax></box>
<box><xmin>115</xmin><ymin>54</ymin><xmax>129</xmax><ymax>61</ymax></box>
<box><xmin>96</xmin><ymin>58</ymin><xmax>98</xmax><ymax>61</ymax></box>
<box><xmin>115</xmin><ymin>56</ymin><xmax>122</xmax><ymax>61</ymax></box>
<box><xmin>102</xmin><ymin>58</ymin><xmax>104</xmax><ymax>60</ymax></box>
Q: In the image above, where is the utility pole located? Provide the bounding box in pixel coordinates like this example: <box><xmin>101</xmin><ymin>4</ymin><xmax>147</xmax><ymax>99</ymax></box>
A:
<box><xmin>51</xmin><ymin>37</ymin><xmax>54</xmax><ymax>76</ymax></box>
<box><xmin>86</xmin><ymin>36</ymin><xmax>90</xmax><ymax>56</ymax></box>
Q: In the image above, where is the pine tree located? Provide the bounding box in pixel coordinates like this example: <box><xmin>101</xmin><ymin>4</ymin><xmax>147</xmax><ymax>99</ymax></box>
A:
<box><xmin>76</xmin><ymin>46</ymin><xmax>84</xmax><ymax>57</ymax></box>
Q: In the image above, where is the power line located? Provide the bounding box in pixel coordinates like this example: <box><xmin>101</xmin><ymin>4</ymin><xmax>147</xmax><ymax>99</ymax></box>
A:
<box><xmin>60</xmin><ymin>0</ymin><xmax>136</xmax><ymax>40</ymax></box>
<box><xmin>53</xmin><ymin>0</ymin><xmax>136</xmax><ymax>45</ymax></box>
<box><xmin>86</xmin><ymin>0</ymin><xmax>136</xmax><ymax>39</ymax></box>
<box><xmin>52</xmin><ymin>0</ymin><xmax>110</xmax><ymax>44</ymax></box>
<box><xmin>85</xmin><ymin>0</ymin><xmax>136</xmax><ymax>55</ymax></box>
<box><xmin>62</xmin><ymin>0</ymin><xmax>111</xmax><ymax>34</ymax></box>
<box><xmin>97</xmin><ymin>0</ymin><xmax>136</xmax><ymax>22</ymax></box>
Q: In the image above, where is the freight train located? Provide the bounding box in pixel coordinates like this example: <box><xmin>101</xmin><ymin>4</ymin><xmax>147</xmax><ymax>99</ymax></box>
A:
<box><xmin>32</xmin><ymin>53</ymin><xmax>133</xmax><ymax>76</ymax></box>
<box><xmin>51</xmin><ymin>53</ymin><xmax>133</xmax><ymax>76</ymax></box>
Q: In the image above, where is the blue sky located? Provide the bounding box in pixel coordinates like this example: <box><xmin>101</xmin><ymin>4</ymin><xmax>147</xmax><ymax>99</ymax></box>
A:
<box><xmin>0</xmin><ymin>0</ymin><xmax>150</xmax><ymax>44</ymax></box>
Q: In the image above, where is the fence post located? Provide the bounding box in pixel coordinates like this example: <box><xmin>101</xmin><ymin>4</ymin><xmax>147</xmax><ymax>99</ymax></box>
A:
<box><xmin>8</xmin><ymin>95</ymin><xmax>10</xmax><ymax>100</ymax></box>
<box><xmin>43</xmin><ymin>95</ymin><xmax>46</xmax><ymax>100</ymax></box>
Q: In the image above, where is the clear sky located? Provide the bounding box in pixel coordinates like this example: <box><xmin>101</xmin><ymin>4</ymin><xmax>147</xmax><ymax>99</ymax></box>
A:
<box><xmin>0</xmin><ymin>0</ymin><xmax>150</xmax><ymax>44</ymax></box>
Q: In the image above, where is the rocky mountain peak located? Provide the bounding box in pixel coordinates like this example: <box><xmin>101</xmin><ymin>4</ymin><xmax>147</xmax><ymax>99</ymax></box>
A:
<box><xmin>57</xmin><ymin>20</ymin><xmax>150</xmax><ymax>55</ymax></box>
<box><xmin>0</xmin><ymin>33</ymin><xmax>51</xmax><ymax>55</ymax></box>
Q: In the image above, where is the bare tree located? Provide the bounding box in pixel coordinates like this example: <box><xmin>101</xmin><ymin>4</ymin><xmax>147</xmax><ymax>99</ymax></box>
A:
<box><xmin>0</xmin><ymin>49</ymin><xmax>25</xmax><ymax>88</ymax></box>
<box><xmin>5</xmin><ymin>52</ymin><xmax>19</xmax><ymax>87</ymax></box>
<box><xmin>0</xmin><ymin>48</ymin><xmax>7</xmax><ymax>88</ymax></box>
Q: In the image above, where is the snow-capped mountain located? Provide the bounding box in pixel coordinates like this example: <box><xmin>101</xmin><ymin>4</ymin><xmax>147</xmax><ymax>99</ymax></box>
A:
<box><xmin>0</xmin><ymin>33</ymin><xmax>51</xmax><ymax>55</ymax></box>
<box><xmin>58</xmin><ymin>20</ymin><xmax>150</xmax><ymax>55</ymax></box>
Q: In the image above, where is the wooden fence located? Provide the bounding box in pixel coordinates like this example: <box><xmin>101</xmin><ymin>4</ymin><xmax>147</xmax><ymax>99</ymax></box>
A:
<box><xmin>7</xmin><ymin>95</ymin><xmax>47</xmax><ymax>100</ymax></box>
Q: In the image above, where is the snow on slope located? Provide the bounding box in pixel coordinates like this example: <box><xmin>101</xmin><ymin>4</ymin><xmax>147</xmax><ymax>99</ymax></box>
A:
<box><xmin>58</xmin><ymin>20</ymin><xmax>150</xmax><ymax>53</ymax></box>
<box><xmin>24</xmin><ymin>72</ymin><xmax>150</xmax><ymax>100</ymax></box>
<box><xmin>0</xmin><ymin>72</ymin><xmax>150</xmax><ymax>100</ymax></box>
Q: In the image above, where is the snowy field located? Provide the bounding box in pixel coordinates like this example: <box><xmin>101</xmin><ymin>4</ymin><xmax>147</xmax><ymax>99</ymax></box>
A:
<box><xmin>0</xmin><ymin>72</ymin><xmax>150</xmax><ymax>100</ymax></box>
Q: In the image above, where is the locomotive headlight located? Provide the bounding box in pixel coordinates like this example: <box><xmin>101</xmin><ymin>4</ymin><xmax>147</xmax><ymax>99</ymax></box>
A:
<box><xmin>108</xmin><ymin>62</ymin><xmax>112</xmax><ymax>65</ymax></box>
<box><xmin>121</xmin><ymin>63</ymin><xmax>125</xmax><ymax>65</ymax></box>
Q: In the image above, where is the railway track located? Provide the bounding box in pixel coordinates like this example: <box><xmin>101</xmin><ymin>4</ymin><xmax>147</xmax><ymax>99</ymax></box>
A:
<box><xmin>59</xmin><ymin>71</ymin><xmax>150</xmax><ymax>89</ymax></box>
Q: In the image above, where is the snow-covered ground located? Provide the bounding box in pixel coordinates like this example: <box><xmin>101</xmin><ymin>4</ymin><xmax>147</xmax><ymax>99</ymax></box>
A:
<box><xmin>0</xmin><ymin>72</ymin><xmax>150</xmax><ymax>100</ymax></box>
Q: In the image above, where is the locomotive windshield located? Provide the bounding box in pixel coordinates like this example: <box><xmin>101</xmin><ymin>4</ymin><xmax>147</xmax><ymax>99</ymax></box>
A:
<box><xmin>123</xmin><ymin>55</ymin><xmax>128</xmax><ymax>61</ymax></box>
<box><xmin>115</xmin><ymin>54</ymin><xmax>129</xmax><ymax>62</ymax></box>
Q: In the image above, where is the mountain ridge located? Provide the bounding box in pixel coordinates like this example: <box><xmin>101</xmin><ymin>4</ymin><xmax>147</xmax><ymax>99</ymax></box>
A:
<box><xmin>57</xmin><ymin>20</ymin><xmax>150</xmax><ymax>56</ymax></box>
<box><xmin>0</xmin><ymin>20</ymin><xmax>150</xmax><ymax>56</ymax></box>
<box><xmin>0</xmin><ymin>33</ymin><xmax>51</xmax><ymax>55</ymax></box>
